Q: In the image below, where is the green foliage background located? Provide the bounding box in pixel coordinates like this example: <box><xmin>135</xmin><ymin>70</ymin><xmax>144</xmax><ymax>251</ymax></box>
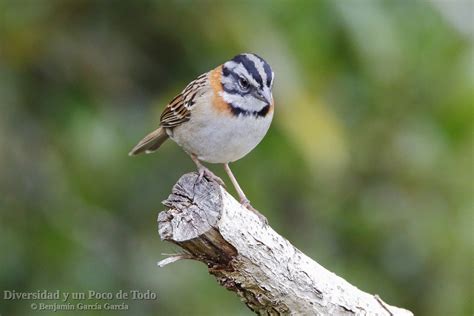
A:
<box><xmin>1</xmin><ymin>0</ymin><xmax>472</xmax><ymax>315</ymax></box>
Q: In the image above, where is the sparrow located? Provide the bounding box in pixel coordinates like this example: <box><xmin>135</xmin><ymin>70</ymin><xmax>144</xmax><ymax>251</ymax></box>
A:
<box><xmin>129</xmin><ymin>53</ymin><xmax>274</xmax><ymax>221</ymax></box>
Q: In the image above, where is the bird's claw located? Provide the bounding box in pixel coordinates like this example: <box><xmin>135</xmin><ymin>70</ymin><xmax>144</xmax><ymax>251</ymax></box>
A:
<box><xmin>197</xmin><ymin>167</ymin><xmax>226</xmax><ymax>187</ymax></box>
<box><xmin>241</xmin><ymin>198</ymin><xmax>268</xmax><ymax>225</ymax></box>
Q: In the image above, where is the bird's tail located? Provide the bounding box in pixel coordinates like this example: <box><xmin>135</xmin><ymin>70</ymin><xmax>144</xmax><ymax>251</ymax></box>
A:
<box><xmin>128</xmin><ymin>127</ymin><xmax>169</xmax><ymax>156</ymax></box>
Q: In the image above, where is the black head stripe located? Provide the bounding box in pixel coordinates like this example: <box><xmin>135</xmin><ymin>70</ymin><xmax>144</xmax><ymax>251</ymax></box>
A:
<box><xmin>232</xmin><ymin>54</ymin><xmax>263</xmax><ymax>88</ymax></box>
<box><xmin>222</xmin><ymin>65</ymin><xmax>231</xmax><ymax>77</ymax></box>
<box><xmin>264</xmin><ymin>63</ymin><xmax>272</xmax><ymax>87</ymax></box>
<box><xmin>229</xmin><ymin>103</ymin><xmax>270</xmax><ymax>118</ymax></box>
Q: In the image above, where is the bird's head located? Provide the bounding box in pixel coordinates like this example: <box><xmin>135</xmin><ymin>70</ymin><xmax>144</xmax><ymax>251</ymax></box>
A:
<box><xmin>220</xmin><ymin>53</ymin><xmax>274</xmax><ymax>117</ymax></box>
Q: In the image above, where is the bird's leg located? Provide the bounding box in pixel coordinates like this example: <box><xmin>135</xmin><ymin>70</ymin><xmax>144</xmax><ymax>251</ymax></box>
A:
<box><xmin>223</xmin><ymin>163</ymin><xmax>248</xmax><ymax>204</ymax></box>
<box><xmin>223</xmin><ymin>163</ymin><xmax>268</xmax><ymax>224</ymax></box>
<box><xmin>190</xmin><ymin>154</ymin><xmax>225</xmax><ymax>187</ymax></box>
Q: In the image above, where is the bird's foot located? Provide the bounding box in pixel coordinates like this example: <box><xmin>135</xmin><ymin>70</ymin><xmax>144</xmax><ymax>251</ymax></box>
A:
<box><xmin>241</xmin><ymin>198</ymin><xmax>268</xmax><ymax>225</ymax></box>
<box><xmin>197</xmin><ymin>166</ymin><xmax>226</xmax><ymax>187</ymax></box>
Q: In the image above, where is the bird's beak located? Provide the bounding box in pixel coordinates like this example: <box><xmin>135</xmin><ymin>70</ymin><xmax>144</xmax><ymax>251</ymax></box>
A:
<box><xmin>257</xmin><ymin>88</ymin><xmax>273</xmax><ymax>106</ymax></box>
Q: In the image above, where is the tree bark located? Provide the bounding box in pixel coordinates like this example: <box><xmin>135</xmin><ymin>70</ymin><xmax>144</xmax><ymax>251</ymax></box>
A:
<box><xmin>157</xmin><ymin>172</ymin><xmax>413</xmax><ymax>316</ymax></box>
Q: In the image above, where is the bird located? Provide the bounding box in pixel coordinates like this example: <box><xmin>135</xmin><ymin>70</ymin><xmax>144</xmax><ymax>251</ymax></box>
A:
<box><xmin>129</xmin><ymin>53</ymin><xmax>274</xmax><ymax>222</ymax></box>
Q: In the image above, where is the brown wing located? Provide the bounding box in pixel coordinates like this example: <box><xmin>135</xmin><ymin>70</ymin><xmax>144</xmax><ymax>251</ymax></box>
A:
<box><xmin>160</xmin><ymin>72</ymin><xmax>209</xmax><ymax>128</ymax></box>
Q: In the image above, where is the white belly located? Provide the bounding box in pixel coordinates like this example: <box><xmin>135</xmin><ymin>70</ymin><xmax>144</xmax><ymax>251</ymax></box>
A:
<box><xmin>169</xmin><ymin>104</ymin><xmax>273</xmax><ymax>163</ymax></box>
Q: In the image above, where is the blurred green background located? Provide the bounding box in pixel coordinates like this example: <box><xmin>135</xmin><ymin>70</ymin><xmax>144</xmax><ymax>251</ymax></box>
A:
<box><xmin>1</xmin><ymin>0</ymin><xmax>472</xmax><ymax>315</ymax></box>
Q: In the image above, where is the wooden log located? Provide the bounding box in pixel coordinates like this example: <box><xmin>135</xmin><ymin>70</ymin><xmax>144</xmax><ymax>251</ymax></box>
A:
<box><xmin>158</xmin><ymin>172</ymin><xmax>413</xmax><ymax>316</ymax></box>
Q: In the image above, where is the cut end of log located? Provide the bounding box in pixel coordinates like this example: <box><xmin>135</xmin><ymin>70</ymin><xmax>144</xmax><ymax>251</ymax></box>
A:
<box><xmin>158</xmin><ymin>172</ymin><xmax>223</xmax><ymax>241</ymax></box>
<box><xmin>158</xmin><ymin>172</ymin><xmax>237</xmax><ymax>268</ymax></box>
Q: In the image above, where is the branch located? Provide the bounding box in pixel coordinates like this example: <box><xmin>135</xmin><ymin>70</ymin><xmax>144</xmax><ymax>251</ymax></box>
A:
<box><xmin>157</xmin><ymin>172</ymin><xmax>413</xmax><ymax>315</ymax></box>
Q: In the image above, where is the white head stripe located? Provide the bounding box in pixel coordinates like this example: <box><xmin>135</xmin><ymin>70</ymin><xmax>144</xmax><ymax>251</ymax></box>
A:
<box><xmin>244</xmin><ymin>53</ymin><xmax>268</xmax><ymax>86</ymax></box>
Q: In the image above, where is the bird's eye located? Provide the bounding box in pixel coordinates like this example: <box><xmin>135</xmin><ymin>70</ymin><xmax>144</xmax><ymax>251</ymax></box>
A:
<box><xmin>238</xmin><ymin>77</ymin><xmax>250</xmax><ymax>90</ymax></box>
